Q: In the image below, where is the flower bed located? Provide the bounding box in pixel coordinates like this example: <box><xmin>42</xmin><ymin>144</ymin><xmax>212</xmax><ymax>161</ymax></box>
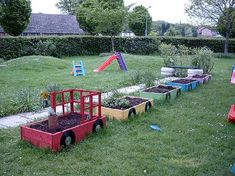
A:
<box><xmin>21</xmin><ymin>89</ymin><xmax>106</xmax><ymax>152</ymax></box>
<box><xmin>166</xmin><ymin>79</ymin><xmax>199</xmax><ymax>92</ymax></box>
<box><xmin>101</xmin><ymin>96</ymin><xmax>154</xmax><ymax>120</ymax></box>
<box><xmin>187</xmin><ymin>74</ymin><xmax>212</xmax><ymax>84</ymax></box>
<box><xmin>140</xmin><ymin>85</ymin><xmax>181</xmax><ymax>102</ymax></box>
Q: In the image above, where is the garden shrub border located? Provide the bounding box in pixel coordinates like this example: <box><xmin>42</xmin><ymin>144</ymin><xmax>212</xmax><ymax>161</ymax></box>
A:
<box><xmin>0</xmin><ymin>36</ymin><xmax>234</xmax><ymax>60</ymax></box>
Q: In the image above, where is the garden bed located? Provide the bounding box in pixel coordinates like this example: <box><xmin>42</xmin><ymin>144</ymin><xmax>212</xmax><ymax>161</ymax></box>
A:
<box><xmin>21</xmin><ymin>89</ymin><xmax>106</xmax><ymax>152</ymax></box>
<box><xmin>140</xmin><ymin>85</ymin><xmax>181</xmax><ymax>102</ymax></box>
<box><xmin>188</xmin><ymin>74</ymin><xmax>212</xmax><ymax>84</ymax></box>
<box><xmin>166</xmin><ymin>79</ymin><xmax>199</xmax><ymax>92</ymax></box>
<box><xmin>101</xmin><ymin>96</ymin><xmax>154</xmax><ymax>120</ymax></box>
<box><xmin>21</xmin><ymin>112</ymin><xmax>106</xmax><ymax>152</ymax></box>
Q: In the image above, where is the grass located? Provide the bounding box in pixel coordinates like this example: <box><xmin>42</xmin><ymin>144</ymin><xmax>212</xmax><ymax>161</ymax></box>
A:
<box><xmin>0</xmin><ymin>54</ymin><xmax>235</xmax><ymax>175</ymax></box>
<box><xmin>0</xmin><ymin>54</ymin><xmax>161</xmax><ymax>93</ymax></box>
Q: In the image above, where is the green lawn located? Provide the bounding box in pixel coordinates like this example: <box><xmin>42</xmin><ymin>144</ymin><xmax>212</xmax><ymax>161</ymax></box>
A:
<box><xmin>0</xmin><ymin>55</ymin><xmax>235</xmax><ymax>175</ymax></box>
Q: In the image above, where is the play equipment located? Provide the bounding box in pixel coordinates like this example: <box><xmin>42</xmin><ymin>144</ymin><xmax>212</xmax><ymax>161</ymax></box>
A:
<box><xmin>94</xmin><ymin>51</ymin><xmax>127</xmax><ymax>72</ymax></box>
<box><xmin>21</xmin><ymin>89</ymin><xmax>106</xmax><ymax>151</ymax></box>
<box><xmin>228</xmin><ymin>66</ymin><xmax>235</xmax><ymax>122</ymax></box>
<box><xmin>72</xmin><ymin>61</ymin><xmax>86</xmax><ymax>76</ymax></box>
<box><xmin>231</xmin><ymin>69</ymin><xmax>235</xmax><ymax>84</ymax></box>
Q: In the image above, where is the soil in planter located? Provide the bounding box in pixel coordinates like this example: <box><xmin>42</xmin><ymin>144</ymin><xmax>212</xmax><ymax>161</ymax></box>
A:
<box><xmin>30</xmin><ymin>113</ymin><xmax>86</xmax><ymax>134</ymax></box>
<box><xmin>144</xmin><ymin>85</ymin><xmax>176</xmax><ymax>93</ymax></box>
<box><xmin>171</xmin><ymin>79</ymin><xmax>196</xmax><ymax>84</ymax></box>
<box><xmin>192</xmin><ymin>74</ymin><xmax>208</xmax><ymax>78</ymax></box>
<box><xmin>103</xmin><ymin>97</ymin><xmax>147</xmax><ymax>110</ymax></box>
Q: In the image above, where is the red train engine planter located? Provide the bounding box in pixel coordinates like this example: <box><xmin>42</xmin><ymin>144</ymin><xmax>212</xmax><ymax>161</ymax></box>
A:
<box><xmin>20</xmin><ymin>89</ymin><xmax>106</xmax><ymax>152</ymax></box>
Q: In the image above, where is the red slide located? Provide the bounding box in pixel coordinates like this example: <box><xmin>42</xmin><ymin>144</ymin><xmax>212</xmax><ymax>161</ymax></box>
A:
<box><xmin>94</xmin><ymin>55</ymin><xmax>117</xmax><ymax>72</ymax></box>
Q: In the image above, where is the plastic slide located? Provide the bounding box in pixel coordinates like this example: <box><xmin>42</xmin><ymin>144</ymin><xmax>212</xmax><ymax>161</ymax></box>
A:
<box><xmin>231</xmin><ymin>70</ymin><xmax>235</xmax><ymax>84</ymax></box>
<box><xmin>94</xmin><ymin>55</ymin><xmax>117</xmax><ymax>72</ymax></box>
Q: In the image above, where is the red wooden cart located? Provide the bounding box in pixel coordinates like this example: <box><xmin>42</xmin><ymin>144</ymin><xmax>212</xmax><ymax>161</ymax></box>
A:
<box><xmin>21</xmin><ymin>89</ymin><xmax>106</xmax><ymax>151</ymax></box>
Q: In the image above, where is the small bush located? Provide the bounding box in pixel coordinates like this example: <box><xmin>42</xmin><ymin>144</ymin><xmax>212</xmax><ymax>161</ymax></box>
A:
<box><xmin>191</xmin><ymin>47</ymin><xmax>215</xmax><ymax>73</ymax></box>
<box><xmin>159</xmin><ymin>43</ymin><xmax>178</xmax><ymax>67</ymax></box>
<box><xmin>129</xmin><ymin>71</ymin><xmax>143</xmax><ymax>85</ymax></box>
<box><xmin>141</xmin><ymin>71</ymin><xmax>157</xmax><ymax>88</ymax></box>
<box><xmin>14</xmin><ymin>88</ymin><xmax>42</xmax><ymax>113</ymax></box>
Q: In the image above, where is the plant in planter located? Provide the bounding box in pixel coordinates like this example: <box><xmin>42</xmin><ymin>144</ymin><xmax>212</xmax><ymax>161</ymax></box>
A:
<box><xmin>101</xmin><ymin>96</ymin><xmax>154</xmax><ymax>120</ymax></box>
<box><xmin>191</xmin><ymin>47</ymin><xmax>214</xmax><ymax>74</ymax></box>
<box><xmin>140</xmin><ymin>85</ymin><xmax>181</xmax><ymax>102</ymax></box>
<box><xmin>159</xmin><ymin>43</ymin><xmax>178</xmax><ymax>67</ymax></box>
<box><xmin>141</xmin><ymin>71</ymin><xmax>157</xmax><ymax>88</ymax></box>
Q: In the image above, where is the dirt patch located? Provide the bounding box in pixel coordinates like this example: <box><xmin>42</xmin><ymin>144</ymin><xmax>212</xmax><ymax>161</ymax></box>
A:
<box><xmin>30</xmin><ymin>113</ymin><xmax>86</xmax><ymax>134</ymax></box>
<box><xmin>144</xmin><ymin>85</ymin><xmax>176</xmax><ymax>93</ymax></box>
<box><xmin>172</xmin><ymin>79</ymin><xmax>196</xmax><ymax>84</ymax></box>
<box><xmin>192</xmin><ymin>74</ymin><xmax>207</xmax><ymax>78</ymax></box>
<box><xmin>103</xmin><ymin>96</ymin><xmax>147</xmax><ymax>110</ymax></box>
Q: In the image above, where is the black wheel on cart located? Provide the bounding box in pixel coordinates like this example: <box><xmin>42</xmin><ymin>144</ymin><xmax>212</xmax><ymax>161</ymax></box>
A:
<box><xmin>61</xmin><ymin>130</ymin><xmax>75</xmax><ymax>148</ymax></box>
<box><xmin>145</xmin><ymin>101</ymin><xmax>152</xmax><ymax>112</ymax></box>
<box><xmin>128</xmin><ymin>108</ymin><xmax>136</xmax><ymax>118</ymax></box>
<box><xmin>176</xmin><ymin>89</ymin><xmax>181</xmax><ymax>97</ymax></box>
<box><xmin>165</xmin><ymin>93</ymin><xmax>171</xmax><ymax>101</ymax></box>
<box><xmin>93</xmin><ymin>119</ymin><xmax>104</xmax><ymax>133</ymax></box>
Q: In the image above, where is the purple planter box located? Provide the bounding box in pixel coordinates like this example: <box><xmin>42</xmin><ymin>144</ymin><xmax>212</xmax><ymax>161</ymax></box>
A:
<box><xmin>187</xmin><ymin>74</ymin><xmax>211</xmax><ymax>84</ymax></box>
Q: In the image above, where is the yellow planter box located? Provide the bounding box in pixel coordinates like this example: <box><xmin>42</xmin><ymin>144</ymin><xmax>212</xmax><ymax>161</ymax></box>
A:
<box><xmin>101</xmin><ymin>96</ymin><xmax>154</xmax><ymax>121</ymax></box>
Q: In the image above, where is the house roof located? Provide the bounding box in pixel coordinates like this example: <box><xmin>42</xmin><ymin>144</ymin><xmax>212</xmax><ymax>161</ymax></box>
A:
<box><xmin>0</xmin><ymin>13</ymin><xmax>85</xmax><ymax>35</ymax></box>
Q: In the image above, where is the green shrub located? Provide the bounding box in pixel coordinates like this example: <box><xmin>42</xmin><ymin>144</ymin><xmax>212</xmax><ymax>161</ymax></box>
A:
<box><xmin>191</xmin><ymin>47</ymin><xmax>215</xmax><ymax>73</ymax></box>
<box><xmin>129</xmin><ymin>71</ymin><xmax>143</xmax><ymax>85</ymax></box>
<box><xmin>0</xmin><ymin>36</ymin><xmax>160</xmax><ymax>60</ymax></box>
<box><xmin>141</xmin><ymin>71</ymin><xmax>157</xmax><ymax>88</ymax></box>
<box><xmin>159</xmin><ymin>43</ymin><xmax>178</xmax><ymax>67</ymax></box>
<box><xmin>14</xmin><ymin>88</ymin><xmax>42</xmax><ymax>113</ymax></box>
<box><xmin>159</xmin><ymin>36</ymin><xmax>235</xmax><ymax>53</ymax></box>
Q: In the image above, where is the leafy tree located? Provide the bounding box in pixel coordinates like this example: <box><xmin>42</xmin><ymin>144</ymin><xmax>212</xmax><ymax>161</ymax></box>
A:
<box><xmin>217</xmin><ymin>8</ymin><xmax>235</xmax><ymax>38</ymax></box>
<box><xmin>56</xmin><ymin>0</ymin><xmax>85</xmax><ymax>15</ymax></box>
<box><xmin>185</xmin><ymin>0</ymin><xmax>235</xmax><ymax>54</ymax></box>
<box><xmin>76</xmin><ymin>0</ymin><xmax>126</xmax><ymax>51</ymax></box>
<box><xmin>128</xmin><ymin>5</ymin><xmax>152</xmax><ymax>36</ymax></box>
<box><xmin>0</xmin><ymin>0</ymin><xmax>31</xmax><ymax>36</ymax></box>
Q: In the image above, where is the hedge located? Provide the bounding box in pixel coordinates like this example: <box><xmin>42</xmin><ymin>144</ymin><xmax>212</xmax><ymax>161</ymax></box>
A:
<box><xmin>0</xmin><ymin>36</ymin><xmax>234</xmax><ymax>60</ymax></box>
<box><xmin>0</xmin><ymin>36</ymin><xmax>159</xmax><ymax>60</ymax></box>
<box><xmin>158</xmin><ymin>36</ymin><xmax>235</xmax><ymax>53</ymax></box>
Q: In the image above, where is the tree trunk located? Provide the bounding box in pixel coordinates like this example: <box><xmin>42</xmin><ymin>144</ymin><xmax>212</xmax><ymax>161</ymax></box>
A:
<box><xmin>224</xmin><ymin>33</ymin><xmax>229</xmax><ymax>54</ymax></box>
<box><xmin>111</xmin><ymin>36</ymin><xmax>115</xmax><ymax>53</ymax></box>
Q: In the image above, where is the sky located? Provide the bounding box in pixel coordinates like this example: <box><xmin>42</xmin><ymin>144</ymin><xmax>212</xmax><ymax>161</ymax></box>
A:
<box><xmin>31</xmin><ymin>0</ymin><xmax>191</xmax><ymax>24</ymax></box>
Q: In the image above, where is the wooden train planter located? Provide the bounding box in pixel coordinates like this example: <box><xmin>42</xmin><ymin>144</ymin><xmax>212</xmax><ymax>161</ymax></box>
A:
<box><xmin>187</xmin><ymin>74</ymin><xmax>212</xmax><ymax>84</ymax></box>
<box><xmin>140</xmin><ymin>85</ymin><xmax>181</xmax><ymax>102</ymax></box>
<box><xmin>166</xmin><ymin>79</ymin><xmax>200</xmax><ymax>92</ymax></box>
<box><xmin>101</xmin><ymin>96</ymin><xmax>154</xmax><ymax>120</ymax></box>
<box><xmin>21</xmin><ymin>89</ymin><xmax>106</xmax><ymax>152</ymax></box>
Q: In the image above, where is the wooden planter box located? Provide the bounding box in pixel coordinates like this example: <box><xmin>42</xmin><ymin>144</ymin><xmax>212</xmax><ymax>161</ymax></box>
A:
<box><xmin>139</xmin><ymin>85</ymin><xmax>181</xmax><ymax>102</ymax></box>
<box><xmin>166</xmin><ymin>79</ymin><xmax>199</xmax><ymax>92</ymax></box>
<box><xmin>187</xmin><ymin>74</ymin><xmax>212</xmax><ymax>84</ymax></box>
<box><xmin>21</xmin><ymin>113</ymin><xmax>106</xmax><ymax>152</ymax></box>
<box><xmin>101</xmin><ymin>96</ymin><xmax>154</xmax><ymax>120</ymax></box>
<box><xmin>21</xmin><ymin>89</ymin><xmax>106</xmax><ymax>152</ymax></box>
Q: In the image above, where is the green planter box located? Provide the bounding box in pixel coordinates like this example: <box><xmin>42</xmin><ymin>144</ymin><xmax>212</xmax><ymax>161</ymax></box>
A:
<box><xmin>140</xmin><ymin>85</ymin><xmax>181</xmax><ymax>103</ymax></box>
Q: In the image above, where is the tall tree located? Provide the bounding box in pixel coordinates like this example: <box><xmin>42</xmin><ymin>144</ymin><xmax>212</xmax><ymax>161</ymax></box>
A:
<box><xmin>128</xmin><ymin>5</ymin><xmax>152</xmax><ymax>36</ymax></box>
<box><xmin>0</xmin><ymin>0</ymin><xmax>31</xmax><ymax>36</ymax></box>
<box><xmin>185</xmin><ymin>0</ymin><xmax>235</xmax><ymax>54</ymax></box>
<box><xmin>76</xmin><ymin>0</ymin><xmax>126</xmax><ymax>51</ymax></box>
<box><xmin>217</xmin><ymin>7</ymin><xmax>235</xmax><ymax>38</ymax></box>
<box><xmin>56</xmin><ymin>0</ymin><xmax>85</xmax><ymax>15</ymax></box>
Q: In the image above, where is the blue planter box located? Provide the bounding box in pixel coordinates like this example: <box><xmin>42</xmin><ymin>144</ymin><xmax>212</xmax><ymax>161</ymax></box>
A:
<box><xmin>166</xmin><ymin>79</ymin><xmax>199</xmax><ymax>92</ymax></box>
